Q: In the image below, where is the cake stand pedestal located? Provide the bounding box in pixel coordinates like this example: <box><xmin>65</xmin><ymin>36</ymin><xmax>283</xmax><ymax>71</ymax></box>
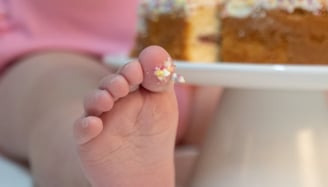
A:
<box><xmin>191</xmin><ymin>88</ymin><xmax>328</xmax><ymax>187</ymax></box>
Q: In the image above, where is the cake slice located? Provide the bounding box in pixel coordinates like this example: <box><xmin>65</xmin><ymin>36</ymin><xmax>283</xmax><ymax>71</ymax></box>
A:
<box><xmin>220</xmin><ymin>0</ymin><xmax>328</xmax><ymax>65</ymax></box>
<box><xmin>133</xmin><ymin>0</ymin><xmax>328</xmax><ymax>65</ymax></box>
<box><xmin>131</xmin><ymin>0</ymin><xmax>222</xmax><ymax>63</ymax></box>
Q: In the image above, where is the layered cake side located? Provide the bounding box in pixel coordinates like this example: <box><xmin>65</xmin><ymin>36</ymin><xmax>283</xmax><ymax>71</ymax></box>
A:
<box><xmin>131</xmin><ymin>0</ymin><xmax>221</xmax><ymax>63</ymax></box>
<box><xmin>221</xmin><ymin>0</ymin><xmax>328</xmax><ymax>64</ymax></box>
<box><xmin>133</xmin><ymin>0</ymin><xmax>328</xmax><ymax>65</ymax></box>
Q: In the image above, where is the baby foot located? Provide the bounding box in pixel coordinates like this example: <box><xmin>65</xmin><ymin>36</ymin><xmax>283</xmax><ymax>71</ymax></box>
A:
<box><xmin>74</xmin><ymin>46</ymin><xmax>179</xmax><ymax>187</ymax></box>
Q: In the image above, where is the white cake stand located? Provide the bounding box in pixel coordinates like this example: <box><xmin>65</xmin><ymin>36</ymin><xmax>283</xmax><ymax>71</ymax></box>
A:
<box><xmin>105</xmin><ymin>56</ymin><xmax>328</xmax><ymax>187</ymax></box>
<box><xmin>181</xmin><ymin>63</ymin><xmax>328</xmax><ymax>187</ymax></box>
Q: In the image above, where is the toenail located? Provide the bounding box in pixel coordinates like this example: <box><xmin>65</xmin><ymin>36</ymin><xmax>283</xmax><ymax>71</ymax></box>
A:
<box><xmin>108</xmin><ymin>75</ymin><xmax>129</xmax><ymax>98</ymax></box>
<box><xmin>96</xmin><ymin>90</ymin><xmax>107</xmax><ymax>100</ymax></box>
<box><xmin>110</xmin><ymin>75</ymin><xmax>120</xmax><ymax>83</ymax></box>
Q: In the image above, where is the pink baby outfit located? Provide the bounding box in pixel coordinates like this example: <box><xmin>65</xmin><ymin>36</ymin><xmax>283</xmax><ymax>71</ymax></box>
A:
<box><xmin>0</xmin><ymin>0</ymin><xmax>139</xmax><ymax>70</ymax></box>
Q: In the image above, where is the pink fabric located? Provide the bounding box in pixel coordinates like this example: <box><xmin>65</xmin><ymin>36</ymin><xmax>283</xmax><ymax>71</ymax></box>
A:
<box><xmin>0</xmin><ymin>0</ymin><xmax>140</xmax><ymax>69</ymax></box>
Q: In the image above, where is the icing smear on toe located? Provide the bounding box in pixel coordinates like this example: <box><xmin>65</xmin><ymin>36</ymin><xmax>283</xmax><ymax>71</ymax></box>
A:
<box><xmin>154</xmin><ymin>57</ymin><xmax>185</xmax><ymax>83</ymax></box>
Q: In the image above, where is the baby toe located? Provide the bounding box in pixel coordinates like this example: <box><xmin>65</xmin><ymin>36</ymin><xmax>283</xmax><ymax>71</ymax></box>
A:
<box><xmin>74</xmin><ymin>116</ymin><xmax>103</xmax><ymax>145</ymax></box>
<box><xmin>120</xmin><ymin>60</ymin><xmax>143</xmax><ymax>86</ymax></box>
<box><xmin>138</xmin><ymin>45</ymin><xmax>175</xmax><ymax>92</ymax></box>
<box><xmin>100</xmin><ymin>74</ymin><xmax>130</xmax><ymax>100</ymax></box>
<box><xmin>84</xmin><ymin>90</ymin><xmax>114</xmax><ymax>115</ymax></box>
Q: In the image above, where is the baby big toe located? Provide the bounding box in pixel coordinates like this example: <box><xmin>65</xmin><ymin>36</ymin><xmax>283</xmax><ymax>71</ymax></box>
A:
<box><xmin>138</xmin><ymin>45</ymin><xmax>175</xmax><ymax>93</ymax></box>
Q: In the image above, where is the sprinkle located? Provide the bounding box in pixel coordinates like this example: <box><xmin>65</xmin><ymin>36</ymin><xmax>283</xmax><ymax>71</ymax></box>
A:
<box><xmin>154</xmin><ymin>67</ymin><xmax>171</xmax><ymax>81</ymax></box>
<box><xmin>172</xmin><ymin>73</ymin><xmax>186</xmax><ymax>83</ymax></box>
<box><xmin>154</xmin><ymin>57</ymin><xmax>175</xmax><ymax>82</ymax></box>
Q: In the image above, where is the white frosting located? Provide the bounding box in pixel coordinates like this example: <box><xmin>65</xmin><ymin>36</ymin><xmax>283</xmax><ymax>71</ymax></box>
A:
<box><xmin>140</xmin><ymin>0</ymin><xmax>328</xmax><ymax>19</ymax></box>
<box><xmin>140</xmin><ymin>0</ymin><xmax>220</xmax><ymax>15</ymax></box>
<box><xmin>222</xmin><ymin>0</ymin><xmax>328</xmax><ymax>17</ymax></box>
<box><xmin>223</xmin><ymin>0</ymin><xmax>258</xmax><ymax>18</ymax></box>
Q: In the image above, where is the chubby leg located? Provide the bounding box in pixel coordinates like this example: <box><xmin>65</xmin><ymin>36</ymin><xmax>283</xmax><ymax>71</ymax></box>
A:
<box><xmin>0</xmin><ymin>51</ymin><xmax>109</xmax><ymax>187</ymax></box>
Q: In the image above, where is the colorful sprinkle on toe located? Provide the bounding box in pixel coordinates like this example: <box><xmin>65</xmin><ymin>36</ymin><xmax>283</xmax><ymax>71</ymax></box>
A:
<box><xmin>153</xmin><ymin>57</ymin><xmax>185</xmax><ymax>83</ymax></box>
<box><xmin>154</xmin><ymin>57</ymin><xmax>175</xmax><ymax>82</ymax></box>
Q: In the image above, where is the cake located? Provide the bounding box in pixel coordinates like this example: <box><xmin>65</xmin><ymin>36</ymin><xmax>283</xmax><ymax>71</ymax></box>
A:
<box><xmin>132</xmin><ymin>0</ymin><xmax>328</xmax><ymax>65</ymax></box>
<box><xmin>132</xmin><ymin>0</ymin><xmax>221</xmax><ymax>62</ymax></box>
